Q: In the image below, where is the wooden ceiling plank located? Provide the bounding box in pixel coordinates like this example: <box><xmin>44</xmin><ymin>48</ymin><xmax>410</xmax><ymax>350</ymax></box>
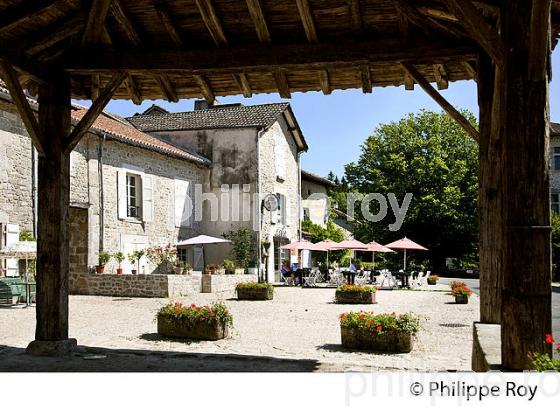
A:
<box><xmin>65</xmin><ymin>71</ymin><xmax>127</xmax><ymax>154</ymax></box>
<box><xmin>81</xmin><ymin>0</ymin><xmax>112</xmax><ymax>47</ymax></box>
<box><xmin>24</xmin><ymin>14</ymin><xmax>85</xmax><ymax>56</ymax></box>
<box><xmin>246</xmin><ymin>0</ymin><xmax>271</xmax><ymax>43</ymax></box>
<box><xmin>0</xmin><ymin>0</ymin><xmax>57</xmax><ymax>34</ymax></box>
<box><xmin>360</xmin><ymin>64</ymin><xmax>372</xmax><ymax>93</ymax></box>
<box><xmin>348</xmin><ymin>0</ymin><xmax>363</xmax><ymax>36</ymax></box>
<box><xmin>404</xmin><ymin>71</ymin><xmax>414</xmax><ymax>90</ymax></box>
<box><xmin>91</xmin><ymin>74</ymin><xmax>100</xmax><ymax>100</ymax></box>
<box><xmin>0</xmin><ymin>62</ymin><xmax>45</xmax><ymax>156</ymax></box>
<box><xmin>319</xmin><ymin>69</ymin><xmax>331</xmax><ymax>95</ymax></box>
<box><xmin>194</xmin><ymin>0</ymin><xmax>228</xmax><ymax>47</ymax></box>
<box><xmin>273</xmin><ymin>69</ymin><xmax>291</xmax><ymax>98</ymax></box>
<box><xmin>154</xmin><ymin>0</ymin><xmax>184</xmax><ymax>47</ymax></box>
<box><xmin>402</xmin><ymin>62</ymin><xmax>479</xmax><ymax>141</ymax></box>
<box><xmin>296</xmin><ymin>0</ymin><xmax>319</xmax><ymax>43</ymax></box>
<box><xmin>232</xmin><ymin>73</ymin><xmax>252</xmax><ymax>98</ymax></box>
<box><xmin>109</xmin><ymin>0</ymin><xmax>143</xmax><ymax>47</ymax></box>
<box><xmin>462</xmin><ymin>60</ymin><xmax>478</xmax><ymax>81</ymax></box>
<box><xmin>390</xmin><ymin>0</ymin><xmax>453</xmax><ymax>37</ymax></box>
<box><xmin>433</xmin><ymin>63</ymin><xmax>449</xmax><ymax>89</ymax></box>
<box><xmin>125</xmin><ymin>73</ymin><xmax>142</xmax><ymax>104</ymax></box>
<box><xmin>154</xmin><ymin>74</ymin><xmax>178</xmax><ymax>102</ymax></box>
<box><xmin>193</xmin><ymin>74</ymin><xmax>215</xmax><ymax>103</ymax></box>
<box><xmin>442</xmin><ymin>0</ymin><xmax>504</xmax><ymax>66</ymax></box>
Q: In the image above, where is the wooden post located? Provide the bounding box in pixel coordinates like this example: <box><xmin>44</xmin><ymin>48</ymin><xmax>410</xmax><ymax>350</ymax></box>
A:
<box><xmin>501</xmin><ymin>0</ymin><xmax>552</xmax><ymax>369</ymax></box>
<box><xmin>26</xmin><ymin>73</ymin><xmax>76</xmax><ymax>355</ymax></box>
<box><xmin>477</xmin><ymin>52</ymin><xmax>504</xmax><ymax>324</ymax></box>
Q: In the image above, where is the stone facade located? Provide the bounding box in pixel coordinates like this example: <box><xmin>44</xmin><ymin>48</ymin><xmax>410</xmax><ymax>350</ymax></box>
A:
<box><xmin>550</xmin><ymin>133</ymin><xmax>560</xmax><ymax>213</ymax></box>
<box><xmin>69</xmin><ymin>206</ymin><xmax>89</xmax><ymax>275</ymax></box>
<box><xmin>301</xmin><ymin>177</ymin><xmax>329</xmax><ymax>227</ymax></box>
<box><xmin>69</xmin><ymin>271</ymin><xmax>256</xmax><ymax>298</ymax></box>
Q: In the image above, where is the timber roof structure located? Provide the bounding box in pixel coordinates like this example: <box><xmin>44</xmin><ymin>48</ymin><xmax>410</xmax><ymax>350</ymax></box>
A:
<box><xmin>1</xmin><ymin>0</ymin><xmax>559</xmax><ymax>103</ymax></box>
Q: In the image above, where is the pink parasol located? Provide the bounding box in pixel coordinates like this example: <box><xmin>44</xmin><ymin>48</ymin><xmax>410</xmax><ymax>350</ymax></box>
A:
<box><xmin>314</xmin><ymin>239</ymin><xmax>339</xmax><ymax>268</ymax></box>
<box><xmin>280</xmin><ymin>240</ymin><xmax>326</xmax><ymax>251</ymax></box>
<box><xmin>363</xmin><ymin>241</ymin><xmax>394</xmax><ymax>271</ymax></box>
<box><xmin>385</xmin><ymin>237</ymin><xmax>428</xmax><ymax>270</ymax></box>
<box><xmin>330</xmin><ymin>238</ymin><xmax>368</xmax><ymax>267</ymax></box>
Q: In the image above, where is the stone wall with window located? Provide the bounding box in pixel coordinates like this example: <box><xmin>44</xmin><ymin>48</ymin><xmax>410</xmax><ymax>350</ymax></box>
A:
<box><xmin>301</xmin><ymin>178</ymin><xmax>329</xmax><ymax>228</ymax></box>
<box><xmin>550</xmin><ymin>133</ymin><xmax>560</xmax><ymax>214</ymax></box>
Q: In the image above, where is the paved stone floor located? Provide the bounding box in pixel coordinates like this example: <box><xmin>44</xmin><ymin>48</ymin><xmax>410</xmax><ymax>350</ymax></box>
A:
<box><xmin>0</xmin><ymin>286</ymin><xmax>479</xmax><ymax>372</ymax></box>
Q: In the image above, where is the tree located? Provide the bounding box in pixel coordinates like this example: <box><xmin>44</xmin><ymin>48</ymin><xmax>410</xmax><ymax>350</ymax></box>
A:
<box><xmin>223</xmin><ymin>227</ymin><xmax>257</xmax><ymax>269</ymax></box>
<box><xmin>344</xmin><ymin>110</ymin><xmax>479</xmax><ymax>271</ymax></box>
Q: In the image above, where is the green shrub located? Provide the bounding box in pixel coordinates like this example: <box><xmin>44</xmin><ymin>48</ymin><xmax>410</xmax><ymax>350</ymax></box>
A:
<box><xmin>236</xmin><ymin>282</ymin><xmax>273</xmax><ymax>291</ymax></box>
<box><xmin>158</xmin><ymin>302</ymin><xmax>233</xmax><ymax>326</ymax></box>
<box><xmin>98</xmin><ymin>251</ymin><xmax>111</xmax><ymax>266</ymax></box>
<box><xmin>339</xmin><ymin>311</ymin><xmax>420</xmax><ymax>335</ymax></box>
<box><xmin>224</xmin><ymin>227</ymin><xmax>257</xmax><ymax>269</ymax></box>
<box><xmin>530</xmin><ymin>334</ymin><xmax>560</xmax><ymax>371</ymax></box>
<box><xmin>337</xmin><ymin>284</ymin><xmax>376</xmax><ymax>293</ymax></box>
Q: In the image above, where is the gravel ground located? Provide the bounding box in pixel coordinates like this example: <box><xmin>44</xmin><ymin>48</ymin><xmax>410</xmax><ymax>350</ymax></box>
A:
<box><xmin>0</xmin><ymin>286</ymin><xmax>479</xmax><ymax>371</ymax></box>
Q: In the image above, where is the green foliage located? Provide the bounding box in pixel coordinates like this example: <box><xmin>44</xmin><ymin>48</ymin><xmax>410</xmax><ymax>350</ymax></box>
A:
<box><xmin>301</xmin><ymin>218</ymin><xmax>349</xmax><ymax>264</ymax></box>
<box><xmin>551</xmin><ymin>212</ymin><xmax>560</xmax><ymax>281</ymax></box>
<box><xmin>344</xmin><ymin>110</ymin><xmax>479</xmax><ymax>270</ymax></box>
<box><xmin>224</xmin><ymin>227</ymin><xmax>257</xmax><ymax>269</ymax></box>
<box><xmin>530</xmin><ymin>335</ymin><xmax>560</xmax><ymax>371</ymax></box>
<box><xmin>222</xmin><ymin>259</ymin><xmax>236</xmax><ymax>271</ymax></box>
<box><xmin>19</xmin><ymin>229</ymin><xmax>35</xmax><ymax>241</ymax></box>
<box><xmin>98</xmin><ymin>251</ymin><xmax>111</xmax><ymax>266</ymax></box>
<box><xmin>339</xmin><ymin>311</ymin><xmax>420</xmax><ymax>335</ymax></box>
<box><xmin>114</xmin><ymin>252</ymin><xmax>125</xmax><ymax>264</ymax></box>
<box><xmin>236</xmin><ymin>282</ymin><xmax>273</xmax><ymax>291</ymax></box>
<box><xmin>158</xmin><ymin>302</ymin><xmax>233</xmax><ymax>326</ymax></box>
<box><xmin>337</xmin><ymin>284</ymin><xmax>376</xmax><ymax>294</ymax></box>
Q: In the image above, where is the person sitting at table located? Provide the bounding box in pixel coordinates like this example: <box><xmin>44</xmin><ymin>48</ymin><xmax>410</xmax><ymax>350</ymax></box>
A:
<box><xmin>350</xmin><ymin>262</ymin><xmax>357</xmax><ymax>272</ymax></box>
<box><xmin>281</xmin><ymin>260</ymin><xmax>295</xmax><ymax>285</ymax></box>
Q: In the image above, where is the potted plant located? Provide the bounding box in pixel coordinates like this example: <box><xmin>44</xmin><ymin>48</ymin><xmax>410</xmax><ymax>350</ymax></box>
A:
<box><xmin>449</xmin><ymin>280</ymin><xmax>467</xmax><ymax>292</ymax></box>
<box><xmin>96</xmin><ymin>251</ymin><xmax>111</xmax><ymax>274</ymax></box>
<box><xmin>236</xmin><ymin>282</ymin><xmax>274</xmax><ymax>300</ymax></box>
<box><xmin>182</xmin><ymin>262</ymin><xmax>192</xmax><ymax>275</ymax></box>
<box><xmin>247</xmin><ymin>259</ymin><xmax>258</xmax><ymax>275</ymax></box>
<box><xmin>452</xmin><ymin>286</ymin><xmax>473</xmax><ymax>304</ymax></box>
<box><xmin>128</xmin><ymin>252</ymin><xmax>138</xmax><ymax>275</ymax></box>
<box><xmin>205</xmin><ymin>263</ymin><xmax>220</xmax><ymax>275</ymax></box>
<box><xmin>173</xmin><ymin>260</ymin><xmax>184</xmax><ymax>275</ymax></box>
<box><xmin>114</xmin><ymin>252</ymin><xmax>125</xmax><ymax>274</ymax></box>
<box><xmin>340</xmin><ymin>311</ymin><xmax>420</xmax><ymax>353</ymax></box>
<box><xmin>134</xmin><ymin>249</ymin><xmax>145</xmax><ymax>274</ymax></box>
<box><xmin>335</xmin><ymin>284</ymin><xmax>377</xmax><ymax>304</ymax></box>
<box><xmin>157</xmin><ymin>302</ymin><xmax>232</xmax><ymax>340</ymax></box>
<box><xmin>223</xmin><ymin>259</ymin><xmax>236</xmax><ymax>275</ymax></box>
<box><xmin>147</xmin><ymin>243</ymin><xmax>177</xmax><ymax>274</ymax></box>
<box><xmin>427</xmin><ymin>274</ymin><xmax>439</xmax><ymax>285</ymax></box>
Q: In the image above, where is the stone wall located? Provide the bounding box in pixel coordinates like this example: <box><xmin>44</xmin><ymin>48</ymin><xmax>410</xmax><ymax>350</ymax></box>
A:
<box><xmin>69</xmin><ymin>271</ymin><xmax>257</xmax><ymax>298</ymax></box>
<box><xmin>69</xmin><ymin>206</ymin><xmax>89</xmax><ymax>275</ymax></box>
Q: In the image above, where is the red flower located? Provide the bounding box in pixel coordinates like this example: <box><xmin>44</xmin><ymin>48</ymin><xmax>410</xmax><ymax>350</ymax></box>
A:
<box><xmin>376</xmin><ymin>326</ymin><xmax>383</xmax><ymax>332</ymax></box>
<box><xmin>190</xmin><ymin>303</ymin><xmax>196</xmax><ymax>308</ymax></box>
<box><xmin>367</xmin><ymin>320</ymin><xmax>373</xmax><ymax>326</ymax></box>
<box><xmin>210</xmin><ymin>312</ymin><xmax>215</xmax><ymax>317</ymax></box>
<box><xmin>545</xmin><ymin>334</ymin><xmax>555</xmax><ymax>344</ymax></box>
<box><xmin>200</xmin><ymin>317</ymin><xmax>205</xmax><ymax>321</ymax></box>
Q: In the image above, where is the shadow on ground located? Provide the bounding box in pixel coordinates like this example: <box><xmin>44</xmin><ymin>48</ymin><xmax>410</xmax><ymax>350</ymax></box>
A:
<box><xmin>0</xmin><ymin>344</ymin><xmax>324</xmax><ymax>372</ymax></box>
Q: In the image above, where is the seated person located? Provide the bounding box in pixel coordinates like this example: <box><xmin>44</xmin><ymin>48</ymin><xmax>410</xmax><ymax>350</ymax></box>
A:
<box><xmin>349</xmin><ymin>262</ymin><xmax>357</xmax><ymax>272</ymax></box>
<box><xmin>281</xmin><ymin>260</ymin><xmax>295</xmax><ymax>284</ymax></box>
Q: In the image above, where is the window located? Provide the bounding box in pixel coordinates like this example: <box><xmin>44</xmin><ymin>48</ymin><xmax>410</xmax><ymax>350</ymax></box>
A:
<box><xmin>303</xmin><ymin>207</ymin><xmax>310</xmax><ymax>221</ymax></box>
<box><xmin>126</xmin><ymin>173</ymin><xmax>141</xmax><ymax>218</ymax></box>
<box><xmin>177</xmin><ymin>248</ymin><xmax>187</xmax><ymax>263</ymax></box>
<box><xmin>554</xmin><ymin>147</ymin><xmax>560</xmax><ymax>171</ymax></box>
<box><xmin>552</xmin><ymin>193</ymin><xmax>560</xmax><ymax>214</ymax></box>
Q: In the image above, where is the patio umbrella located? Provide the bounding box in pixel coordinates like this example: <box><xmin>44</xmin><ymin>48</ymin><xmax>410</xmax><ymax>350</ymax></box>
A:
<box><xmin>176</xmin><ymin>235</ymin><xmax>231</xmax><ymax>268</ymax></box>
<box><xmin>314</xmin><ymin>239</ymin><xmax>339</xmax><ymax>268</ymax></box>
<box><xmin>330</xmin><ymin>238</ymin><xmax>368</xmax><ymax>267</ymax></box>
<box><xmin>280</xmin><ymin>239</ymin><xmax>326</xmax><ymax>251</ymax></box>
<box><xmin>364</xmin><ymin>241</ymin><xmax>394</xmax><ymax>270</ymax></box>
<box><xmin>385</xmin><ymin>237</ymin><xmax>428</xmax><ymax>271</ymax></box>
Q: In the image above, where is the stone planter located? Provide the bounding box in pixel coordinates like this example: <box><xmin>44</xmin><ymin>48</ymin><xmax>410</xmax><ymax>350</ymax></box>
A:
<box><xmin>157</xmin><ymin>315</ymin><xmax>229</xmax><ymax>340</ymax></box>
<box><xmin>201</xmin><ymin>273</ymin><xmax>212</xmax><ymax>293</ymax></box>
<box><xmin>247</xmin><ymin>267</ymin><xmax>258</xmax><ymax>275</ymax></box>
<box><xmin>234</xmin><ymin>268</ymin><xmax>245</xmax><ymax>275</ymax></box>
<box><xmin>335</xmin><ymin>290</ymin><xmax>377</xmax><ymax>304</ymax></box>
<box><xmin>237</xmin><ymin>287</ymin><xmax>273</xmax><ymax>300</ymax></box>
<box><xmin>427</xmin><ymin>278</ymin><xmax>437</xmax><ymax>285</ymax></box>
<box><xmin>341</xmin><ymin>326</ymin><xmax>414</xmax><ymax>353</ymax></box>
<box><xmin>455</xmin><ymin>294</ymin><xmax>469</xmax><ymax>304</ymax></box>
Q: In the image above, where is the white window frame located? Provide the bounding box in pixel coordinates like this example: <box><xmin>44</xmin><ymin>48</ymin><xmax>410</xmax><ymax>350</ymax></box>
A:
<box><xmin>126</xmin><ymin>173</ymin><xmax>142</xmax><ymax>219</ymax></box>
<box><xmin>552</xmin><ymin>193</ymin><xmax>560</xmax><ymax>214</ymax></box>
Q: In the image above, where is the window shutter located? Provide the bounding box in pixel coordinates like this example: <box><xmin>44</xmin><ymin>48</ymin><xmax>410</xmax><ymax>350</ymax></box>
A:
<box><xmin>142</xmin><ymin>175</ymin><xmax>153</xmax><ymax>222</ymax></box>
<box><xmin>174</xmin><ymin>179</ymin><xmax>190</xmax><ymax>227</ymax></box>
<box><xmin>117</xmin><ymin>169</ymin><xmax>127</xmax><ymax>219</ymax></box>
<box><xmin>4</xmin><ymin>224</ymin><xmax>19</xmax><ymax>277</ymax></box>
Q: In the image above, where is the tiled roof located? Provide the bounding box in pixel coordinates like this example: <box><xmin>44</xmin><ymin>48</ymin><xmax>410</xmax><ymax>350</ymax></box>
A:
<box><xmin>71</xmin><ymin>107</ymin><xmax>210</xmax><ymax>166</ymax></box>
<box><xmin>126</xmin><ymin>103</ymin><xmax>291</xmax><ymax>132</ymax></box>
<box><xmin>0</xmin><ymin>80</ymin><xmax>209</xmax><ymax>166</ymax></box>
<box><xmin>552</xmin><ymin>122</ymin><xmax>560</xmax><ymax>136</ymax></box>
<box><xmin>301</xmin><ymin>170</ymin><xmax>335</xmax><ymax>187</ymax></box>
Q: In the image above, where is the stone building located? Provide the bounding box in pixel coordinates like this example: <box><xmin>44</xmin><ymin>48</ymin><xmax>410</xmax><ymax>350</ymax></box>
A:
<box><xmin>301</xmin><ymin>170</ymin><xmax>335</xmax><ymax>228</ymax></box>
<box><xmin>127</xmin><ymin>102</ymin><xmax>308</xmax><ymax>281</ymax></box>
<box><xmin>549</xmin><ymin>122</ymin><xmax>560</xmax><ymax>213</ymax></box>
<box><xmin>0</xmin><ymin>83</ymin><xmax>210</xmax><ymax>276</ymax></box>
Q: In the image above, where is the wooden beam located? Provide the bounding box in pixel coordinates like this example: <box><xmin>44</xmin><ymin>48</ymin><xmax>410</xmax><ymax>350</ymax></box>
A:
<box><xmin>360</xmin><ymin>64</ymin><xmax>372</xmax><ymax>93</ymax></box>
<box><xmin>0</xmin><ymin>47</ymin><xmax>52</xmax><ymax>83</ymax></box>
<box><xmin>246</xmin><ymin>0</ymin><xmax>271</xmax><ymax>43</ymax></box>
<box><xmin>0</xmin><ymin>62</ymin><xmax>45</xmax><ymax>156</ymax></box>
<box><xmin>125</xmin><ymin>73</ymin><xmax>142</xmax><ymax>104</ymax></box>
<box><xmin>194</xmin><ymin>0</ymin><xmax>228</xmax><ymax>47</ymax></box>
<box><xmin>528</xmin><ymin>0</ymin><xmax>552</xmax><ymax>80</ymax></box>
<box><xmin>64</xmin><ymin>72</ymin><xmax>127</xmax><ymax>154</ymax></box>
<box><xmin>319</xmin><ymin>69</ymin><xmax>331</xmax><ymax>95</ymax></box>
<box><xmin>232</xmin><ymin>73</ymin><xmax>252</xmax><ymax>98</ymax></box>
<box><xmin>432</xmin><ymin>63</ymin><xmax>449</xmax><ymax>89</ymax></box>
<box><xmin>273</xmin><ymin>69</ymin><xmax>291</xmax><ymax>98</ymax></box>
<box><xmin>462</xmin><ymin>60</ymin><xmax>478</xmax><ymax>81</ymax></box>
<box><xmin>24</xmin><ymin>14</ymin><xmax>85</xmax><ymax>56</ymax></box>
<box><xmin>91</xmin><ymin>74</ymin><xmax>100</xmax><ymax>100</ymax></box>
<box><xmin>154</xmin><ymin>0</ymin><xmax>184</xmax><ymax>47</ymax></box>
<box><xmin>348</xmin><ymin>0</ymin><xmax>363</xmax><ymax>35</ymax></box>
<box><xmin>442</xmin><ymin>0</ymin><xmax>504</xmax><ymax>65</ymax></box>
<box><xmin>418</xmin><ymin>5</ymin><xmax>459</xmax><ymax>22</ymax></box>
<box><xmin>109</xmin><ymin>0</ymin><xmax>142</xmax><ymax>47</ymax></box>
<box><xmin>64</xmin><ymin>37</ymin><xmax>478</xmax><ymax>73</ymax></box>
<box><xmin>193</xmin><ymin>74</ymin><xmax>215</xmax><ymax>103</ymax></box>
<box><xmin>0</xmin><ymin>0</ymin><xmax>57</xmax><ymax>35</ymax></box>
<box><xmin>401</xmin><ymin>62</ymin><xmax>479</xmax><ymax>141</ymax></box>
<box><xmin>389</xmin><ymin>0</ymin><xmax>451</xmax><ymax>36</ymax></box>
<box><xmin>154</xmin><ymin>74</ymin><xmax>178</xmax><ymax>102</ymax></box>
<box><xmin>404</xmin><ymin>71</ymin><xmax>414</xmax><ymax>90</ymax></box>
<box><xmin>81</xmin><ymin>0</ymin><xmax>112</xmax><ymax>47</ymax></box>
<box><xmin>296</xmin><ymin>0</ymin><xmax>318</xmax><ymax>43</ymax></box>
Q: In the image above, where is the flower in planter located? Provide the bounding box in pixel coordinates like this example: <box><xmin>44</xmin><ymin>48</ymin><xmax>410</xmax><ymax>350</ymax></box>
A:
<box><xmin>529</xmin><ymin>334</ymin><xmax>560</xmax><ymax>371</ymax></box>
<box><xmin>451</xmin><ymin>286</ymin><xmax>473</xmax><ymax>298</ymax></box>
<box><xmin>339</xmin><ymin>311</ymin><xmax>420</xmax><ymax>335</ymax></box>
<box><xmin>158</xmin><ymin>301</ymin><xmax>233</xmax><ymax>326</ymax></box>
<box><xmin>235</xmin><ymin>282</ymin><xmax>273</xmax><ymax>291</ymax></box>
<box><xmin>337</xmin><ymin>284</ymin><xmax>377</xmax><ymax>294</ymax></box>
<box><xmin>427</xmin><ymin>275</ymin><xmax>439</xmax><ymax>284</ymax></box>
<box><xmin>450</xmin><ymin>281</ymin><xmax>467</xmax><ymax>291</ymax></box>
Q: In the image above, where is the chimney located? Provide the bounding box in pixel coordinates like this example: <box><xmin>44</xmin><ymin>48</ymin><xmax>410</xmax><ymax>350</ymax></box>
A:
<box><xmin>194</xmin><ymin>99</ymin><xmax>220</xmax><ymax>111</ymax></box>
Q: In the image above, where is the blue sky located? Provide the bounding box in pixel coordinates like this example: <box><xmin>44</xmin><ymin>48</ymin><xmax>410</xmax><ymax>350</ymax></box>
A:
<box><xmin>80</xmin><ymin>48</ymin><xmax>560</xmax><ymax>178</ymax></box>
